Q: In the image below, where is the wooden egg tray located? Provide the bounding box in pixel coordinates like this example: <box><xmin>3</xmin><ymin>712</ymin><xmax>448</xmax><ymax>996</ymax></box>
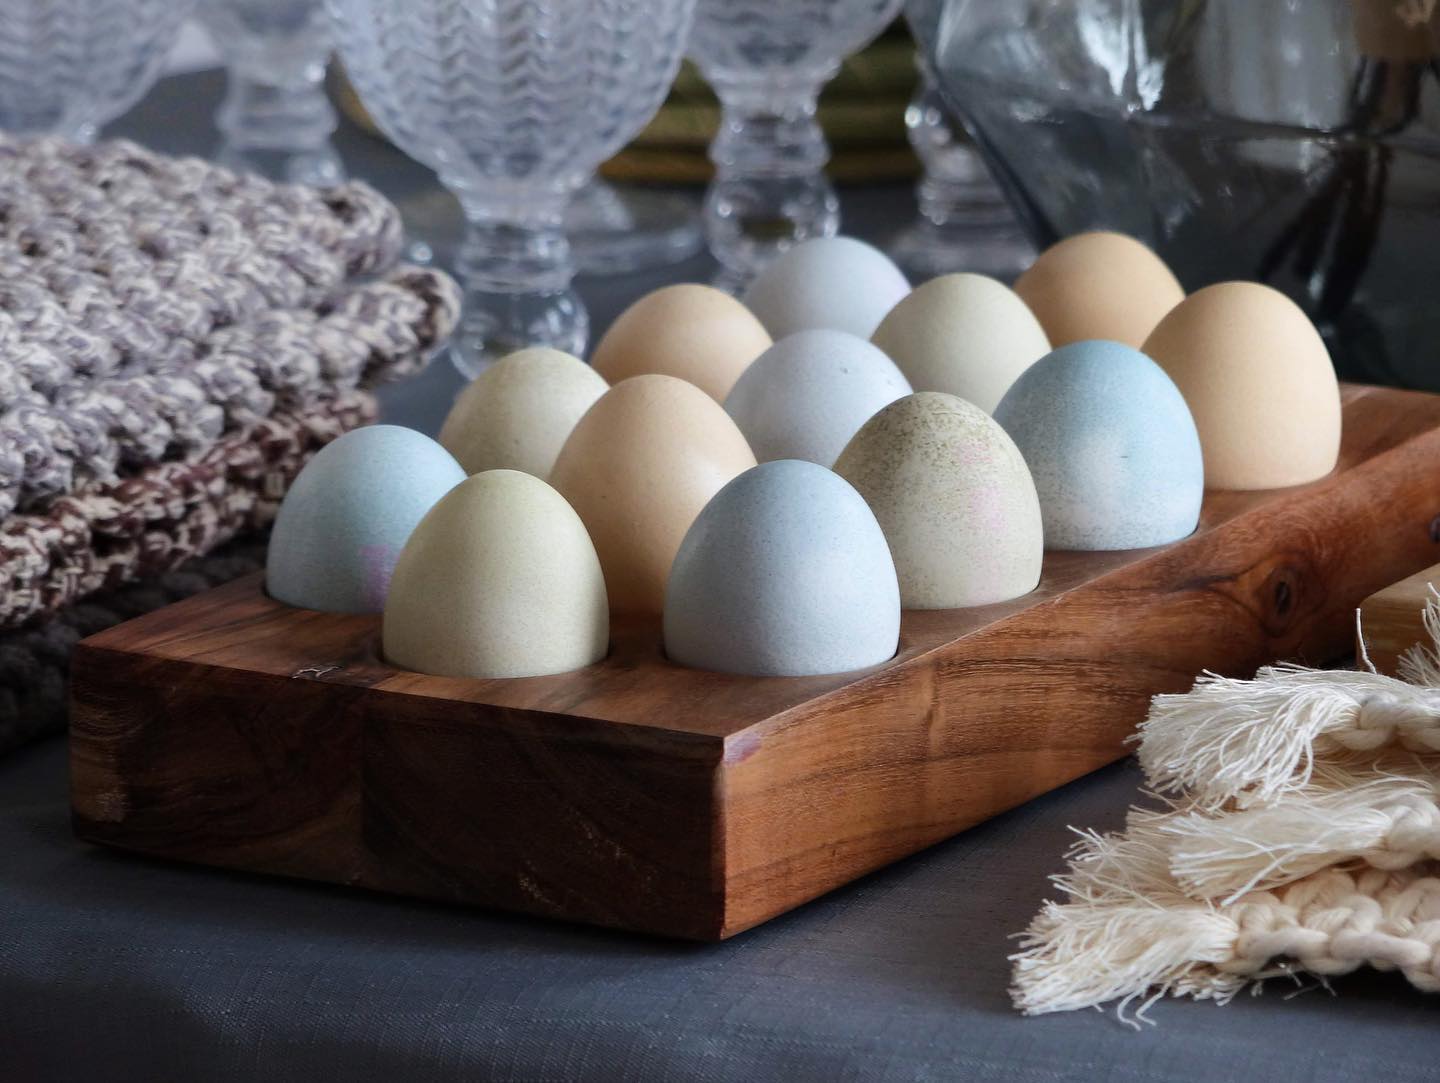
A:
<box><xmin>70</xmin><ymin>384</ymin><xmax>1440</xmax><ymax>940</ymax></box>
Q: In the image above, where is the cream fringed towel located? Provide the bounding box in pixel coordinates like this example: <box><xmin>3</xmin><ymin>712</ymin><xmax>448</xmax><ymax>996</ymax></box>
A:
<box><xmin>1011</xmin><ymin>604</ymin><xmax>1440</xmax><ymax>1019</ymax></box>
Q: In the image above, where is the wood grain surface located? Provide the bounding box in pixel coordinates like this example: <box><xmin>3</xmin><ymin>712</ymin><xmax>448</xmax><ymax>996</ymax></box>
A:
<box><xmin>1358</xmin><ymin>561</ymin><xmax>1440</xmax><ymax>676</ymax></box>
<box><xmin>71</xmin><ymin>384</ymin><xmax>1440</xmax><ymax>939</ymax></box>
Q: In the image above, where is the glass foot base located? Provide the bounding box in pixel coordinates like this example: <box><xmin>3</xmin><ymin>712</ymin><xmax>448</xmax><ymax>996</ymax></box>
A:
<box><xmin>889</xmin><ymin>217</ymin><xmax>1035</xmax><ymax>283</ymax></box>
<box><xmin>448</xmin><ymin>288</ymin><xmax>589</xmax><ymax>380</ymax></box>
<box><xmin>568</xmin><ymin>187</ymin><xmax>702</xmax><ymax>275</ymax></box>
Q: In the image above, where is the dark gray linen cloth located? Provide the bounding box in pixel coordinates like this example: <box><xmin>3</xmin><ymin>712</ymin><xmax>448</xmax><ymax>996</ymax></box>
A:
<box><xmin>2</xmin><ymin>72</ymin><xmax>1439</xmax><ymax>1083</ymax></box>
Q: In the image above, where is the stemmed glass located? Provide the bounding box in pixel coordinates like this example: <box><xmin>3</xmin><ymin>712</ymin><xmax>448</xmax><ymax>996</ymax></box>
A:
<box><xmin>888</xmin><ymin>0</ymin><xmax>1031</xmax><ymax>279</ymax></box>
<box><xmin>567</xmin><ymin>179</ymin><xmax>702</xmax><ymax>275</ymax></box>
<box><xmin>688</xmin><ymin>0</ymin><xmax>906</xmax><ymax>290</ymax></box>
<box><xmin>198</xmin><ymin>0</ymin><xmax>345</xmax><ymax>187</ymax></box>
<box><xmin>326</xmin><ymin>0</ymin><xmax>696</xmax><ymax>377</ymax></box>
<box><xmin>0</xmin><ymin>0</ymin><xmax>196</xmax><ymax>141</ymax></box>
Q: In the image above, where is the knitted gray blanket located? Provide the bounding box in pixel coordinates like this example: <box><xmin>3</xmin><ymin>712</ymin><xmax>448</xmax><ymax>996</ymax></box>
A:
<box><xmin>0</xmin><ymin>135</ymin><xmax>460</xmax><ymax>517</ymax></box>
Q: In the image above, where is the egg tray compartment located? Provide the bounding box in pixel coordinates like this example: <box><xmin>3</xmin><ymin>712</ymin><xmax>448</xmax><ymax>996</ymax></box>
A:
<box><xmin>68</xmin><ymin>384</ymin><xmax>1440</xmax><ymax>940</ymax></box>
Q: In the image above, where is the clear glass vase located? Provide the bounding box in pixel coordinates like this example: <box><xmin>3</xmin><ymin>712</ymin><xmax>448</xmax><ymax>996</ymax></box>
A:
<box><xmin>0</xmin><ymin>0</ymin><xmax>195</xmax><ymax>141</ymax></box>
<box><xmin>688</xmin><ymin>0</ymin><xmax>906</xmax><ymax>290</ymax></box>
<box><xmin>199</xmin><ymin>0</ymin><xmax>344</xmax><ymax>187</ymax></box>
<box><xmin>888</xmin><ymin>0</ymin><xmax>1031</xmax><ymax>280</ymax></box>
<box><xmin>935</xmin><ymin>0</ymin><xmax>1440</xmax><ymax>386</ymax></box>
<box><xmin>327</xmin><ymin>0</ymin><xmax>696</xmax><ymax>376</ymax></box>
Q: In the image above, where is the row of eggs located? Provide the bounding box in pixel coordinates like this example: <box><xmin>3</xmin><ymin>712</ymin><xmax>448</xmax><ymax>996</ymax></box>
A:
<box><xmin>267</xmin><ymin>231</ymin><xmax>1343</xmax><ymax>680</ymax></box>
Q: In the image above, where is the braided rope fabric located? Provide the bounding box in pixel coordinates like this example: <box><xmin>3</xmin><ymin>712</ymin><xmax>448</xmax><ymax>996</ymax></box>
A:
<box><xmin>0</xmin><ymin>135</ymin><xmax>459</xmax><ymax>516</ymax></box>
<box><xmin>1013</xmin><ymin>605</ymin><xmax>1440</xmax><ymax>1020</ymax></box>
<box><xmin>0</xmin><ymin>537</ymin><xmax>268</xmax><ymax>758</ymax></box>
<box><xmin>0</xmin><ymin>390</ymin><xmax>376</xmax><ymax>629</ymax></box>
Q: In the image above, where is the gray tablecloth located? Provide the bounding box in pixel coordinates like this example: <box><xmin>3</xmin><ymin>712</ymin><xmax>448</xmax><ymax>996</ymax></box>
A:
<box><xmin>3</xmin><ymin>73</ymin><xmax>1439</xmax><ymax>1083</ymax></box>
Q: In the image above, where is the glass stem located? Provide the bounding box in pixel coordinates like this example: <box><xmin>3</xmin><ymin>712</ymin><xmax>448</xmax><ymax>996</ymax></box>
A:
<box><xmin>907</xmin><ymin>58</ymin><xmax>1008</xmax><ymax>227</ymax></box>
<box><xmin>703</xmin><ymin>76</ymin><xmax>840</xmax><ymax>287</ymax></box>
<box><xmin>217</xmin><ymin>62</ymin><xmax>343</xmax><ymax>186</ymax></box>
<box><xmin>450</xmin><ymin>209</ymin><xmax>587</xmax><ymax>378</ymax></box>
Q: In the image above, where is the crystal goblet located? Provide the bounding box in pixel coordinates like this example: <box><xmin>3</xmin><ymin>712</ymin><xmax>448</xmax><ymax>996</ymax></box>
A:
<box><xmin>327</xmin><ymin>0</ymin><xmax>696</xmax><ymax>376</ymax></box>
<box><xmin>567</xmin><ymin>178</ymin><xmax>702</xmax><ymax>275</ymax></box>
<box><xmin>888</xmin><ymin>0</ymin><xmax>1031</xmax><ymax>280</ymax></box>
<box><xmin>688</xmin><ymin>0</ymin><xmax>905</xmax><ymax>290</ymax></box>
<box><xmin>198</xmin><ymin>0</ymin><xmax>345</xmax><ymax>187</ymax></box>
<box><xmin>0</xmin><ymin>0</ymin><xmax>195</xmax><ymax>141</ymax></box>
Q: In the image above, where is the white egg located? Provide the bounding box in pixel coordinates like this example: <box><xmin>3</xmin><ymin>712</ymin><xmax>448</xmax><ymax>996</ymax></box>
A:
<box><xmin>742</xmin><ymin>236</ymin><xmax>910</xmax><ymax>340</ymax></box>
<box><xmin>438</xmin><ymin>347</ymin><xmax>608</xmax><ymax>477</ymax></box>
<box><xmin>383</xmin><ymin>470</ymin><xmax>609</xmax><ymax>679</ymax></box>
<box><xmin>870</xmin><ymin>273</ymin><xmax>1051</xmax><ymax>413</ymax></box>
<box><xmin>723</xmin><ymin>329</ymin><xmax>912</xmax><ymax>466</ymax></box>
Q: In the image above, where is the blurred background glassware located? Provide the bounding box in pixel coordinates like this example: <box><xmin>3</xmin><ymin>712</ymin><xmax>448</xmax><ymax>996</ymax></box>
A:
<box><xmin>888</xmin><ymin>0</ymin><xmax>1031</xmax><ymax>280</ymax></box>
<box><xmin>0</xmin><ymin>0</ymin><xmax>195</xmax><ymax>141</ymax></box>
<box><xmin>688</xmin><ymin>0</ymin><xmax>907</xmax><ymax>290</ymax></box>
<box><xmin>198</xmin><ymin>0</ymin><xmax>344</xmax><ymax>187</ymax></box>
<box><xmin>566</xmin><ymin>179</ymin><xmax>702</xmax><ymax>274</ymax></box>
<box><xmin>935</xmin><ymin>0</ymin><xmax>1440</xmax><ymax>385</ymax></box>
<box><xmin>327</xmin><ymin>0</ymin><xmax>696</xmax><ymax>378</ymax></box>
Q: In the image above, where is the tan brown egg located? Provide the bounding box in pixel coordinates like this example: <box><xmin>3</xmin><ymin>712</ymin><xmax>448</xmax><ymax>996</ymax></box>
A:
<box><xmin>589</xmin><ymin>283</ymin><xmax>771</xmax><ymax>401</ymax></box>
<box><xmin>549</xmin><ymin>374</ymin><xmax>757</xmax><ymax>614</ymax></box>
<box><xmin>1142</xmin><ymin>281</ymin><xmax>1341</xmax><ymax>491</ymax></box>
<box><xmin>1014</xmin><ymin>231</ymin><xmax>1185</xmax><ymax>349</ymax></box>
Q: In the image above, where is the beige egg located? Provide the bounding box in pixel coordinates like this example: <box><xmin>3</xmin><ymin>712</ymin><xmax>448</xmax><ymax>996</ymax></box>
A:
<box><xmin>1014</xmin><ymin>231</ymin><xmax>1185</xmax><ymax>349</ymax></box>
<box><xmin>382</xmin><ymin>470</ymin><xmax>608</xmax><ymax>679</ymax></box>
<box><xmin>869</xmin><ymin>273</ymin><xmax>1050</xmax><ymax>414</ymax></box>
<box><xmin>1142</xmin><ymin>281</ymin><xmax>1341</xmax><ymax>491</ymax></box>
<box><xmin>437</xmin><ymin>347</ymin><xmax>608</xmax><ymax>477</ymax></box>
<box><xmin>589</xmin><ymin>283</ymin><xmax>771</xmax><ymax>401</ymax></box>
<box><xmin>834</xmin><ymin>392</ymin><xmax>1043</xmax><ymax>609</ymax></box>
<box><xmin>549</xmin><ymin>374</ymin><xmax>757</xmax><ymax>614</ymax></box>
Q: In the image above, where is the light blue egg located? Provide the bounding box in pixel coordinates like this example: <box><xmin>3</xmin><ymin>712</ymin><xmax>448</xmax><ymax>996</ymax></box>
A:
<box><xmin>267</xmin><ymin>425</ymin><xmax>467</xmax><ymax>613</ymax></box>
<box><xmin>663</xmin><ymin>459</ymin><xmax>900</xmax><ymax>677</ymax></box>
<box><xmin>992</xmin><ymin>340</ymin><xmax>1203</xmax><ymax>551</ymax></box>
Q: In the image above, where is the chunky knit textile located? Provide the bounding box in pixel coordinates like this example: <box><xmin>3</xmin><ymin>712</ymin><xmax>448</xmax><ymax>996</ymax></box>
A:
<box><xmin>1012</xmin><ymin>599</ymin><xmax>1440</xmax><ymax>1020</ymax></box>
<box><xmin>0</xmin><ymin>390</ymin><xmax>376</xmax><ymax>629</ymax></box>
<box><xmin>0</xmin><ymin>135</ymin><xmax>459</xmax><ymax>515</ymax></box>
<box><xmin>0</xmin><ymin>538</ymin><xmax>268</xmax><ymax>757</ymax></box>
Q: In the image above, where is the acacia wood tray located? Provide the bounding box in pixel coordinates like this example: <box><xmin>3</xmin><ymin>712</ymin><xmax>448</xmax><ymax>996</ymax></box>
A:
<box><xmin>70</xmin><ymin>384</ymin><xmax>1440</xmax><ymax>940</ymax></box>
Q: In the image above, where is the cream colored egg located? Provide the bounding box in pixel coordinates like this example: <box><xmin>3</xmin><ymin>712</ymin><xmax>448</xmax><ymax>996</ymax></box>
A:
<box><xmin>834</xmin><ymin>392</ymin><xmax>1043</xmax><ymax>608</ymax></box>
<box><xmin>549</xmin><ymin>374</ymin><xmax>757</xmax><ymax>614</ymax></box>
<box><xmin>437</xmin><ymin>347</ymin><xmax>608</xmax><ymax>477</ymax></box>
<box><xmin>869</xmin><ymin>273</ymin><xmax>1050</xmax><ymax>413</ymax></box>
<box><xmin>589</xmin><ymin>283</ymin><xmax>771</xmax><ymax>401</ymax></box>
<box><xmin>382</xmin><ymin>470</ymin><xmax>608</xmax><ymax>679</ymax></box>
<box><xmin>1141</xmin><ymin>281</ymin><xmax>1341</xmax><ymax>491</ymax></box>
<box><xmin>1014</xmin><ymin>231</ymin><xmax>1185</xmax><ymax>349</ymax></box>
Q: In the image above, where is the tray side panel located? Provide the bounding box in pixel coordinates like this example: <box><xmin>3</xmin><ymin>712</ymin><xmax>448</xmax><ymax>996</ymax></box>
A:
<box><xmin>718</xmin><ymin>411</ymin><xmax>1440</xmax><ymax>935</ymax></box>
<box><xmin>357</xmin><ymin>695</ymin><xmax>728</xmax><ymax>939</ymax></box>
<box><xmin>70</xmin><ymin>646</ymin><xmax>366</xmax><ymax>883</ymax></box>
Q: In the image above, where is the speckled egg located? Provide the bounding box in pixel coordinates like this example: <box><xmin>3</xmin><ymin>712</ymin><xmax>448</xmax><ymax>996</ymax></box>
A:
<box><xmin>549</xmin><ymin>374</ymin><xmax>757</xmax><ymax>615</ymax></box>
<box><xmin>663</xmin><ymin>459</ymin><xmax>900</xmax><ymax>676</ymax></box>
<box><xmin>834</xmin><ymin>392</ymin><xmax>1043</xmax><ymax>608</ymax></box>
<box><xmin>723</xmin><ymin>329</ymin><xmax>912</xmax><ymax>466</ymax></box>
<box><xmin>266</xmin><ymin>425</ymin><xmax>466</xmax><ymax>613</ymax></box>
<box><xmin>589</xmin><ymin>283</ymin><xmax>771</xmax><ymax>401</ymax></box>
<box><xmin>741</xmin><ymin>236</ymin><xmax>911</xmax><ymax>340</ymax></box>
<box><xmin>438</xmin><ymin>347</ymin><xmax>608</xmax><ymax>477</ymax></box>
<box><xmin>1015</xmin><ymin>232</ymin><xmax>1185</xmax><ymax>349</ymax></box>
<box><xmin>869</xmin><ymin>273</ymin><xmax>1051</xmax><ymax>413</ymax></box>
<box><xmin>1141</xmin><ymin>282</ymin><xmax>1341</xmax><ymax>491</ymax></box>
<box><xmin>992</xmin><ymin>341</ymin><xmax>1204</xmax><ymax>551</ymax></box>
<box><xmin>382</xmin><ymin>470</ymin><xmax>608</xmax><ymax>679</ymax></box>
